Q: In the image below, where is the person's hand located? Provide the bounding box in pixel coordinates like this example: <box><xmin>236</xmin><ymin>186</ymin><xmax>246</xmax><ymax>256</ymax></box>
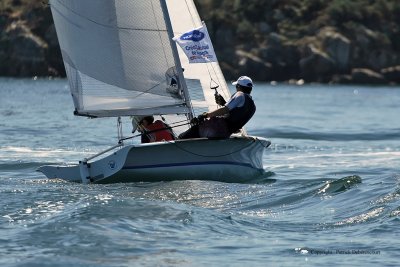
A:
<box><xmin>190</xmin><ymin>117</ymin><xmax>199</xmax><ymax>125</ymax></box>
<box><xmin>215</xmin><ymin>94</ymin><xmax>226</xmax><ymax>106</ymax></box>
<box><xmin>191</xmin><ymin>113</ymin><xmax>208</xmax><ymax>125</ymax></box>
<box><xmin>197</xmin><ymin>112</ymin><xmax>208</xmax><ymax>123</ymax></box>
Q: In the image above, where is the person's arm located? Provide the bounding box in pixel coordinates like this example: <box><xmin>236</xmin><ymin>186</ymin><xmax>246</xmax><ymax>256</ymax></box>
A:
<box><xmin>205</xmin><ymin>106</ymin><xmax>230</xmax><ymax>118</ymax></box>
<box><xmin>205</xmin><ymin>92</ymin><xmax>244</xmax><ymax>118</ymax></box>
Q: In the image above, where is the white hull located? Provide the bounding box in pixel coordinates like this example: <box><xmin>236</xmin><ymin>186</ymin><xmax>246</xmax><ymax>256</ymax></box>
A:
<box><xmin>38</xmin><ymin>136</ymin><xmax>270</xmax><ymax>184</ymax></box>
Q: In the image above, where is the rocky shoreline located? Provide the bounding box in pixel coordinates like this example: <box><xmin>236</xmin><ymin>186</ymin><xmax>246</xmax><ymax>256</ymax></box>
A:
<box><xmin>1</xmin><ymin>0</ymin><xmax>400</xmax><ymax>85</ymax></box>
<box><xmin>0</xmin><ymin>1</ymin><xmax>65</xmax><ymax>77</ymax></box>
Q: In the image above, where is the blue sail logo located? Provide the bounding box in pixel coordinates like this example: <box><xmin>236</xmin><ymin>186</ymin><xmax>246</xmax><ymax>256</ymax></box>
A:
<box><xmin>180</xmin><ymin>30</ymin><xmax>205</xmax><ymax>42</ymax></box>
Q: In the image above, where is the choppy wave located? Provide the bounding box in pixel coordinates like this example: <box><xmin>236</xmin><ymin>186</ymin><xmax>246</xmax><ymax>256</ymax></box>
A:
<box><xmin>0</xmin><ymin>162</ymin><xmax>47</xmax><ymax>171</ymax></box>
<box><xmin>1</xmin><ymin>167</ymin><xmax>399</xmax><ymax>266</ymax></box>
<box><xmin>316</xmin><ymin>175</ymin><xmax>362</xmax><ymax>194</ymax></box>
<box><xmin>252</xmin><ymin>128</ymin><xmax>400</xmax><ymax>141</ymax></box>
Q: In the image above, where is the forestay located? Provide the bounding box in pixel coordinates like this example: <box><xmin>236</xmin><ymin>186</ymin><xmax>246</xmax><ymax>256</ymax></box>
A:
<box><xmin>50</xmin><ymin>0</ymin><xmax>190</xmax><ymax>117</ymax></box>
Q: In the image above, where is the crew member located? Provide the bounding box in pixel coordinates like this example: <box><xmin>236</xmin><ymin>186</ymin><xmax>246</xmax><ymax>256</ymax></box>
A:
<box><xmin>137</xmin><ymin>116</ymin><xmax>175</xmax><ymax>143</ymax></box>
<box><xmin>178</xmin><ymin>76</ymin><xmax>256</xmax><ymax>139</ymax></box>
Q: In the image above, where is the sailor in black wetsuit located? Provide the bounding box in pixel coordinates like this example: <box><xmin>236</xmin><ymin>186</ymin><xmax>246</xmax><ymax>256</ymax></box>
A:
<box><xmin>179</xmin><ymin>76</ymin><xmax>256</xmax><ymax>139</ymax></box>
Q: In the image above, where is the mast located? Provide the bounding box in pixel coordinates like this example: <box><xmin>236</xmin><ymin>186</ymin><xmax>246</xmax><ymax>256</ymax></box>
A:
<box><xmin>159</xmin><ymin>0</ymin><xmax>194</xmax><ymax>120</ymax></box>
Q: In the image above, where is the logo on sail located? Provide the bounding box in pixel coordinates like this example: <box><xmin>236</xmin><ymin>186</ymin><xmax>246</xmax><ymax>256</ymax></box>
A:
<box><xmin>180</xmin><ymin>30</ymin><xmax>205</xmax><ymax>42</ymax></box>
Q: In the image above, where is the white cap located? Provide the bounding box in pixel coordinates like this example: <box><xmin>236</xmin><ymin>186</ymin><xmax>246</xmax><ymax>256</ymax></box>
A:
<box><xmin>232</xmin><ymin>76</ymin><xmax>253</xmax><ymax>88</ymax></box>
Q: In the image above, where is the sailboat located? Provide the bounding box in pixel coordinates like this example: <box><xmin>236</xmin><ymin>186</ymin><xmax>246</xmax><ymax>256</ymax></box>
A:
<box><xmin>38</xmin><ymin>0</ymin><xmax>271</xmax><ymax>184</ymax></box>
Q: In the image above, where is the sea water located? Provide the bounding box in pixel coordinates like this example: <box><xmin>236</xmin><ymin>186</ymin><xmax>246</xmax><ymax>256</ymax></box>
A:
<box><xmin>0</xmin><ymin>78</ymin><xmax>399</xmax><ymax>266</ymax></box>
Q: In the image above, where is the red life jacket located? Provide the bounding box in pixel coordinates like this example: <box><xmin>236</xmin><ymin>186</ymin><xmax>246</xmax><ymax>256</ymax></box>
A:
<box><xmin>145</xmin><ymin>120</ymin><xmax>175</xmax><ymax>142</ymax></box>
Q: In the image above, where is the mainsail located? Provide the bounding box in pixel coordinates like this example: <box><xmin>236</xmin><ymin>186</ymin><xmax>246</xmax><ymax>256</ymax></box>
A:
<box><xmin>50</xmin><ymin>0</ymin><xmax>231</xmax><ymax>118</ymax></box>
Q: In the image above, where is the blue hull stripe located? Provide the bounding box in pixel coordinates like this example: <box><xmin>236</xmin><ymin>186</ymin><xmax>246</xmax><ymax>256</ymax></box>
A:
<box><xmin>122</xmin><ymin>161</ymin><xmax>262</xmax><ymax>171</ymax></box>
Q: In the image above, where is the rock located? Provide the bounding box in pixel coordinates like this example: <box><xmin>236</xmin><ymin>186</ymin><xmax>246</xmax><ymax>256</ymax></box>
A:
<box><xmin>45</xmin><ymin>24</ymin><xmax>65</xmax><ymax>76</ymax></box>
<box><xmin>0</xmin><ymin>50</ymin><xmax>8</xmax><ymax>75</ymax></box>
<box><xmin>212</xmin><ymin>24</ymin><xmax>235</xmax><ymax>61</ymax></box>
<box><xmin>367</xmin><ymin>49</ymin><xmax>392</xmax><ymax>71</ymax></box>
<box><xmin>347</xmin><ymin>24</ymin><xmax>394</xmax><ymax>70</ymax></box>
<box><xmin>259</xmin><ymin>33</ymin><xmax>285</xmax><ymax>63</ymax></box>
<box><xmin>256</xmin><ymin>33</ymin><xmax>300</xmax><ymax>81</ymax></box>
<box><xmin>45</xmin><ymin>24</ymin><xmax>58</xmax><ymax>48</ymax></box>
<box><xmin>267</xmin><ymin>32</ymin><xmax>284</xmax><ymax>47</ymax></box>
<box><xmin>319</xmin><ymin>27</ymin><xmax>351</xmax><ymax>71</ymax></box>
<box><xmin>258</xmin><ymin>22</ymin><xmax>271</xmax><ymax>34</ymax></box>
<box><xmin>235</xmin><ymin>49</ymin><xmax>273</xmax><ymax>81</ymax></box>
<box><xmin>299</xmin><ymin>44</ymin><xmax>335</xmax><ymax>82</ymax></box>
<box><xmin>6</xmin><ymin>21</ymin><xmax>48</xmax><ymax>76</ymax></box>
<box><xmin>351</xmin><ymin>68</ymin><xmax>387</xmax><ymax>84</ymax></box>
<box><xmin>330</xmin><ymin>74</ymin><xmax>353</xmax><ymax>84</ymax></box>
<box><xmin>351</xmin><ymin>24</ymin><xmax>386</xmax><ymax>51</ymax></box>
<box><xmin>273</xmin><ymin>9</ymin><xmax>285</xmax><ymax>22</ymax></box>
<box><xmin>381</xmin><ymin>65</ymin><xmax>400</xmax><ymax>83</ymax></box>
<box><xmin>259</xmin><ymin>43</ymin><xmax>300</xmax><ymax>81</ymax></box>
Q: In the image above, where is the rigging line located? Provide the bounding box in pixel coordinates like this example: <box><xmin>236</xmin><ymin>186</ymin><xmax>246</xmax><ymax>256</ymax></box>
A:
<box><xmin>200</xmin><ymin>20</ymin><xmax>229</xmax><ymax>99</ymax></box>
<box><xmin>210</xmin><ymin>62</ymin><xmax>230</xmax><ymax>100</ymax></box>
<box><xmin>165</xmin><ymin>119</ymin><xmax>191</xmax><ymax>125</ymax></box>
<box><xmin>53</xmin><ymin>0</ymin><xmax>168</xmax><ymax>32</ymax></box>
<box><xmin>119</xmin><ymin>122</ymin><xmax>191</xmax><ymax>142</ymax></box>
<box><xmin>166</xmin><ymin>138</ymin><xmax>257</xmax><ymax>158</ymax></box>
<box><xmin>160</xmin><ymin>115</ymin><xmax>180</xmax><ymax>138</ymax></box>
<box><xmin>198</xmin><ymin>24</ymin><xmax>225</xmax><ymax>97</ymax></box>
<box><xmin>182</xmin><ymin>0</ymin><xmax>222</xmax><ymax>93</ymax></box>
<box><xmin>205</xmin><ymin>63</ymin><xmax>219</xmax><ymax>89</ymax></box>
<box><xmin>203</xmin><ymin>47</ymin><xmax>228</xmax><ymax>98</ymax></box>
<box><xmin>125</xmin><ymin>81</ymin><xmax>171</xmax><ymax>101</ymax></box>
<box><xmin>184</xmin><ymin>0</ymin><xmax>197</xmax><ymax>28</ymax></box>
<box><xmin>213</xmin><ymin>65</ymin><xmax>230</xmax><ymax>100</ymax></box>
